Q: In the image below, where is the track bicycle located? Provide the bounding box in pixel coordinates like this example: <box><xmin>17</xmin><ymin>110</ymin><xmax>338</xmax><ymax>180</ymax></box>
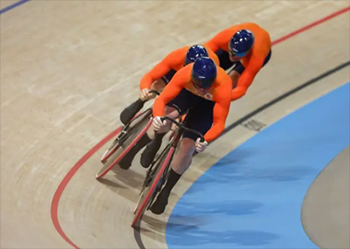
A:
<box><xmin>131</xmin><ymin>116</ymin><xmax>204</xmax><ymax>227</ymax></box>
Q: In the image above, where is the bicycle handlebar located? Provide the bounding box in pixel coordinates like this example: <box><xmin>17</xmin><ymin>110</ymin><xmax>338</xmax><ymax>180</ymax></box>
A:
<box><xmin>148</xmin><ymin>89</ymin><xmax>160</xmax><ymax>96</ymax></box>
<box><xmin>160</xmin><ymin>116</ymin><xmax>205</xmax><ymax>143</ymax></box>
<box><xmin>139</xmin><ymin>89</ymin><xmax>160</xmax><ymax>103</ymax></box>
<box><xmin>144</xmin><ymin>91</ymin><xmax>205</xmax><ymax>142</ymax></box>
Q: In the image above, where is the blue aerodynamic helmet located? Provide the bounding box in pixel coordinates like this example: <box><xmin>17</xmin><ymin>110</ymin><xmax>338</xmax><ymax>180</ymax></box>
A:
<box><xmin>229</xmin><ymin>29</ymin><xmax>255</xmax><ymax>57</ymax></box>
<box><xmin>191</xmin><ymin>57</ymin><xmax>217</xmax><ymax>89</ymax></box>
<box><xmin>185</xmin><ymin>44</ymin><xmax>209</xmax><ymax>65</ymax></box>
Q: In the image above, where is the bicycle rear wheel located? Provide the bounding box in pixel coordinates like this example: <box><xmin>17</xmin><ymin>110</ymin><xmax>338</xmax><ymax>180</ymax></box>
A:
<box><xmin>96</xmin><ymin>109</ymin><xmax>152</xmax><ymax>179</ymax></box>
<box><xmin>131</xmin><ymin>144</ymin><xmax>175</xmax><ymax>227</ymax></box>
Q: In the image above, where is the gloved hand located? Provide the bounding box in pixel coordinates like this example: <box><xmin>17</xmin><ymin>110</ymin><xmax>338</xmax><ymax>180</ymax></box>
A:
<box><xmin>153</xmin><ymin>116</ymin><xmax>167</xmax><ymax>131</ymax></box>
<box><xmin>139</xmin><ymin>88</ymin><xmax>155</xmax><ymax>101</ymax></box>
<box><xmin>195</xmin><ymin>138</ymin><xmax>208</xmax><ymax>153</ymax></box>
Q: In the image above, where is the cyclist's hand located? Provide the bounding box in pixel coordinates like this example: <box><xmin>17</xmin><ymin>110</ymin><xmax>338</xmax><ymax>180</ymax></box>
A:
<box><xmin>140</xmin><ymin>88</ymin><xmax>154</xmax><ymax>101</ymax></box>
<box><xmin>153</xmin><ymin>116</ymin><xmax>166</xmax><ymax>131</ymax></box>
<box><xmin>195</xmin><ymin>138</ymin><xmax>208</xmax><ymax>153</ymax></box>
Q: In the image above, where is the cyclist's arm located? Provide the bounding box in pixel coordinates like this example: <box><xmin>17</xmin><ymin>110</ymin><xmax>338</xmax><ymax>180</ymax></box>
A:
<box><xmin>204</xmin><ymin>75</ymin><xmax>232</xmax><ymax>142</ymax></box>
<box><xmin>152</xmin><ymin>65</ymin><xmax>190</xmax><ymax>117</ymax></box>
<box><xmin>140</xmin><ymin>48</ymin><xmax>186</xmax><ymax>90</ymax></box>
<box><xmin>231</xmin><ymin>56</ymin><xmax>264</xmax><ymax>101</ymax></box>
<box><xmin>139</xmin><ymin>61</ymin><xmax>173</xmax><ymax>90</ymax></box>
<box><xmin>205</xmin><ymin>28</ymin><xmax>233</xmax><ymax>53</ymax></box>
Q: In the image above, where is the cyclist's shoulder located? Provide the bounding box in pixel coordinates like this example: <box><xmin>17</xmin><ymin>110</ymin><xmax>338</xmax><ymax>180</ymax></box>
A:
<box><xmin>213</xmin><ymin>69</ymin><xmax>232</xmax><ymax>99</ymax></box>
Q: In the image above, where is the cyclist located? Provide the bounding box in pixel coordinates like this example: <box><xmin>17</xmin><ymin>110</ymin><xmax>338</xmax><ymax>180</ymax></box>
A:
<box><xmin>206</xmin><ymin>22</ymin><xmax>272</xmax><ymax>101</ymax></box>
<box><xmin>119</xmin><ymin>44</ymin><xmax>220</xmax><ymax>169</ymax></box>
<box><xmin>120</xmin><ymin>57</ymin><xmax>233</xmax><ymax>214</ymax></box>
<box><xmin>123</xmin><ymin>23</ymin><xmax>272</xmax><ymax>169</ymax></box>
<box><xmin>137</xmin><ymin>44</ymin><xmax>219</xmax><ymax>101</ymax></box>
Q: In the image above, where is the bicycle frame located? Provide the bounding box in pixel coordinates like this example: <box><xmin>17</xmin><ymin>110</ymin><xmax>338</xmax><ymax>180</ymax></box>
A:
<box><xmin>140</xmin><ymin>125</ymin><xmax>183</xmax><ymax>195</ymax></box>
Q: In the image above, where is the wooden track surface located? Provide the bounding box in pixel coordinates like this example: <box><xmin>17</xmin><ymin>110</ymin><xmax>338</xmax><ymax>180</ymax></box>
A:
<box><xmin>1</xmin><ymin>1</ymin><xmax>349</xmax><ymax>248</ymax></box>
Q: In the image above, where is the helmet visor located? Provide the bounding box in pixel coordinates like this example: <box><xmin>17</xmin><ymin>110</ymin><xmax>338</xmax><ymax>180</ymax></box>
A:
<box><xmin>229</xmin><ymin>49</ymin><xmax>248</xmax><ymax>58</ymax></box>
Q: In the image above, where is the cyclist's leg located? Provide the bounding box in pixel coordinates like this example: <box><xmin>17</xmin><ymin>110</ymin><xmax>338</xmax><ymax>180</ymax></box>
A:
<box><xmin>228</xmin><ymin>62</ymin><xmax>244</xmax><ymax>89</ymax></box>
<box><xmin>120</xmin><ymin>77</ymin><xmax>167</xmax><ymax>124</ymax></box>
<box><xmin>139</xmin><ymin>69</ymin><xmax>177</xmax><ymax>165</ymax></box>
<box><xmin>216</xmin><ymin>48</ymin><xmax>244</xmax><ymax>89</ymax></box>
<box><xmin>140</xmin><ymin>87</ymin><xmax>193</xmax><ymax>168</ymax></box>
<box><xmin>118</xmin><ymin>106</ymin><xmax>178</xmax><ymax>169</ymax></box>
<box><xmin>160</xmin><ymin>69</ymin><xmax>177</xmax><ymax>85</ymax></box>
<box><xmin>142</xmin><ymin>68</ymin><xmax>176</xmax><ymax>99</ymax></box>
<box><xmin>148</xmin><ymin>78</ymin><xmax>166</xmax><ymax>96</ymax></box>
<box><xmin>151</xmin><ymin>96</ymin><xmax>215</xmax><ymax>214</ymax></box>
<box><xmin>216</xmin><ymin>48</ymin><xmax>235</xmax><ymax>70</ymax></box>
<box><xmin>118</xmin><ymin>71</ymin><xmax>177</xmax><ymax>169</ymax></box>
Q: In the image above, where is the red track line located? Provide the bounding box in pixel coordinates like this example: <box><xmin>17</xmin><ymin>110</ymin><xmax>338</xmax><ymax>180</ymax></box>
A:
<box><xmin>50</xmin><ymin>6</ymin><xmax>350</xmax><ymax>249</ymax></box>
<box><xmin>50</xmin><ymin>127</ymin><xmax>122</xmax><ymax>249</ymax></box>
<box><xmin>272</xmin><ymin>6</ymin><xmax>350</xmax><ymax>45</ymax></box>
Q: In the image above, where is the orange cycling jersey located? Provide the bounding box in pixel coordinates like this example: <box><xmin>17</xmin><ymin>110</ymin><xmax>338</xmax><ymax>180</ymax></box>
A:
<box><xmin>139</xmin><ymin>45</ymin><xmax>220</xmax><ymax>90</ymax></box>
<box><xmin>205</xmin><ymin>23</ymin><xmax>271</xmax><ymax>101</ymax></box>
<box><xmin>152</xmin><ymin>64</ymin><xmax>232</xmax><ymax>143</ymax></box>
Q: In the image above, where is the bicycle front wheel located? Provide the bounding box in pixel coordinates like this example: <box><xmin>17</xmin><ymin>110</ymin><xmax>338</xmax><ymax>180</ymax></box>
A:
<box><xmin>100</xmin><ymin>112</ymin><xmax>146</xmax><ymax>163</ymax></box>
<box><xmin>96</xmin><ymin>109</ymin><xmax>152</xmax><ymax>179</ymax></box>
<box><xmin>131</xmin><ymin>144</ymin><xmax>175</xmax><ymax>227</ymax></box>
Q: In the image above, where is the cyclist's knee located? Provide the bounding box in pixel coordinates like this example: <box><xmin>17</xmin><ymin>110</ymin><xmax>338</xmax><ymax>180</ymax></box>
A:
<box><xmin>151</xmin><ymin>79</ymin><xmax>166</xmax><ymax>91</ymax></box>
<box><xmin>228</xmin><ymin>70</ymin><xmax>240</xmax><ymax>89</ymax></box>
<box><xmin>164</xmin><ymin>106</ymin><xmax>180</xmax><ymax>118</ymax></box>
<box><xmin>171</xmin><ymin>138</ymin><xmax>195</xmax><ymax>173</ymax></box>
<box><xmin>179</xmin><ymin>138</ymin><xmax>196</xmax><ymax>155</ymax></box>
